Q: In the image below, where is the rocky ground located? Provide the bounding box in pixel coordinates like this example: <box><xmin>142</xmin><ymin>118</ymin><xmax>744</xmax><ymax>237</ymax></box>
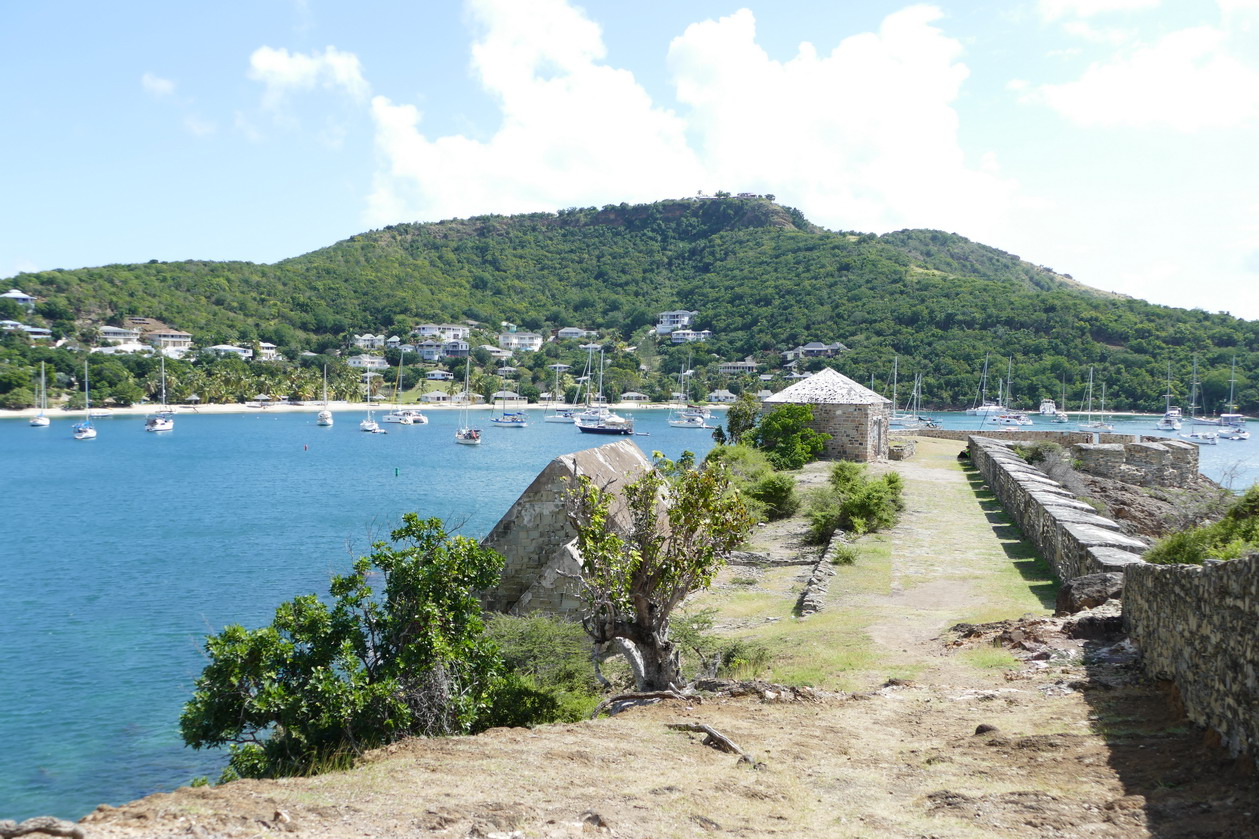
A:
<box><xmin>67</xmin><ymin>438</ymin><xmax>1258</xmax><ymax>839</ymax></box>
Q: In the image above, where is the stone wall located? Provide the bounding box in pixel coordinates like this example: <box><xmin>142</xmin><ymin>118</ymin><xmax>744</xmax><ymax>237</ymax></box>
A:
<box><xmin>809</xmin><ymin>403</ymin><xmax>888</xmax><ymax>462</ymax></box>
<box><xmin>968</xmin><ymin>436</ymin><xmax>1148</xmax><ymax>583</ymax></box>
<box><xmin>1072</xmin><ymin>438</ymin><xmax>1198</xmax><ymax>487</ymax></box>
<box><xmin>1124</xmin><ymin>557</ymin><xmax>1259</xmax><ymax>759</ymax></box>
<box><xmin>480</xmin><ymin>440</ymin><xmax>652</xmax><ymax>616</ymax></box>
<box><xmin>969</xmin><ymin>434</ymin><xmax>1259</xmax><ymax>764</ymax></box>
<box><xmin>916</xmin><ymin>428</ymin><xmax>1134</xmax><ymax>444</ymax></box>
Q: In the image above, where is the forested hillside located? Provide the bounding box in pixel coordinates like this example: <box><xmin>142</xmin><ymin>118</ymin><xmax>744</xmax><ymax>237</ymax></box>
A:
<box><xmin>3</xmin><ymin>197</ymin><xmax>1257</xmax><ymax>412</ymax></box>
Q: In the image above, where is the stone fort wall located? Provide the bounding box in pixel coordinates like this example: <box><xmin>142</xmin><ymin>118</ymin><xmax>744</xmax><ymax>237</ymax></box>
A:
<box><xmin>969</xmin><ymin>434</ymin><xmax>1258</xmax><ymax>764</ymax></box>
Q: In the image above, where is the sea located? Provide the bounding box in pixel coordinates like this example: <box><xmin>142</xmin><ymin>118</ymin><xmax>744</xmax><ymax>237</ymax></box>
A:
<box><xmin>1</xmin><ymin>407</ymin><xmax>1254</xmax><ymax>821</ymax></box>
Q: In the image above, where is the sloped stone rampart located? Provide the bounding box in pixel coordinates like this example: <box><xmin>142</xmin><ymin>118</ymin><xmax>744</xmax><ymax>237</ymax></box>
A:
<box><xmin>968</xmin><ymin>436</ymin><xmax>1147</xmax><ymax>582</ymax></box>
<box><xmin>969</xmin><ymin>434</ymin><xmax>1259</xmax><ymax>764</ymax></box>
<box><xmin>480</xmin><ymin>440</ymin><xmax>652</xmax><ymax>616</ymax></box>
<box><xmin>1073</xmin><ymin>438</ymin><xmax>1197</xmax><ymax>487</ymax></box>
<box><xmin>1124</xmin><ymin>557</ymin><xmax>1259</xmax><ymax>760</ymax></box>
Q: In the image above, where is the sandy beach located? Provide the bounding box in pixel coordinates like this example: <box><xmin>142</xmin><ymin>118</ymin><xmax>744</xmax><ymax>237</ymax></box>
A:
<box><xmin>0</xmin><ymin>401</ymin><xmax>715</xmax><ymax>420</ymax></box>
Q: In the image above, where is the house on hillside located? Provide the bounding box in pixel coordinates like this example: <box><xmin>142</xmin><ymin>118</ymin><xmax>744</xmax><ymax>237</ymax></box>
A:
<box><xmin>347</xmin><ymin>354</ymin><xmax>389</xmax><ymax>371</ymax></box>
<box><xmin>670</xmin><ymin>329</ymin><xmax>711</xmax><ymax>344</ymax></box>
<box><xmin>499</xmin><ymin>332</ymin><xmax>543</xmax><ymax>352</ymax></box>
<box><xmin>413</xmin><ymin>323</ymin><xmax>471</xmax><ymax>341</ymax></box>
<box><xmin>353</xmin><ymin>333</ymin><xmax>385</xmax><ymax>349</ymax></box>
<box><xmin>557</xmin><ymin>327</ymin><xmax>596</xmax><ymax>339</ymax></box>
<box><xmin>762</xmin><ymin>367</ymin><xmax>890</xmax><ymax>462</ymax></box>
<box><xmin>1</xmin><ymin>288</ymin><xmax>35</xmax><ymax>309</ymax></box>
<box><xmin>782</xmin><ymin>341</ymin><xmax>848</xmax><ymax>361</ymax></box>
<box><xmin>656</xmin><ymin>310</ymin><xmax>698</xmax><ymax>335</ymax></box>
<box><xmin>719</xmin><ymin>359</ymin><xmax>758</xmax><ymax>375</ymax></box>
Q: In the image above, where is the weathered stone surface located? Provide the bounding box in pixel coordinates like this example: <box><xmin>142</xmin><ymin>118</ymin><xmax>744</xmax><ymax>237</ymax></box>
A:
<box><xmin>1056</xmin><ymin>572</ymin><xmax>1125</xmax><ymax>614</ymax></box>
<box><xmin>1073</xmin><ymin>438</ymin><xmax>1198</xmax><ymax>487</ymax></box>
<box><xmin>480</xmin><ymin>440</ymin><xmax>652</xmax><ymax>616</ymax></box>
<box><xmin>761</xmin><ymin>368</ymin><xmax>891</xmax><ymax>462</ymax></box>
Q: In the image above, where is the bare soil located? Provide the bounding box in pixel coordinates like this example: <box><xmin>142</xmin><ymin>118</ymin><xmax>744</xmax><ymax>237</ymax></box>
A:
<box><xmin>79</xmin><ymin>438</ymin><xmax>1259</xmax><ymax>838</ymax></box>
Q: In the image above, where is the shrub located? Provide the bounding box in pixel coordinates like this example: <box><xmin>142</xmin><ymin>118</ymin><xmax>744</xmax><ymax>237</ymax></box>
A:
<box><xmin>1145</xmin><ymin>484</ymin><xmax>1259</xmax><ymax>564</ymax></box>
<box><xmin>483</xmin><ymin>613</ymin><xmax>602</xmax><ymax>726</ymax></box>
<box><xmin>746</xmin><ymin>473</ymin><xmax>801</xmax><ymax>520</ymax></box>
<box><xmin>805</xmin><ymin>462</ymin><xmax>906</xmax><ymax>543</ymax></box>
<box><xmin>750</xmin><ymin>404</ymin><xmax>830</xmax><ymax>470</ymax></box>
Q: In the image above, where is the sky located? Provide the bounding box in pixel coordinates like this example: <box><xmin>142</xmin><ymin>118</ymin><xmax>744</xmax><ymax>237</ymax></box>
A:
<box><xmin>3</xmin><ymin>0</ymin><xmax>1258</xmax><ymax>321</ymax></box>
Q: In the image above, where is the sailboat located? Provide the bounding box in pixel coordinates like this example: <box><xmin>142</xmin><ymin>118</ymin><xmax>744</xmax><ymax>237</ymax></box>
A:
<box><xmin>1050</xmin><ymin>375</ymin><xmax>1069</xmax><ymax>423</ymax></box>
<box><xmin>1155</xmin><ymin>362</ymin><xmax>1182</xmax><ymax>431</ymax></box>
<box><xmin>382</xmin><ymin>355</ymin><xmax>425</xmax><ymax>424</ymax></box>
<box><xmin>1219</xmin><ymin>357</ymin><xmax>1245</xmax><ymax>433</ymax></box>
<box><xmin>1078</xmin><ymin>367</ymin><xmax>1113</xmax><ymax>432</ymax></box>
<box><xmin>575</xmin><ymin>348</ymin><xmax>634</xmax><ymax>435</ymax></box>
<box><xmin>544</xmin><ymin>364</ymin><xmax>576</xmax><ymax>422</ymax></box>
<box><xmin>454</xmin><ymin>356</ymin><xmax>482</xmax><ymax>445</ymax></box>
<box><xmin>29</xmin><ymin>362</ymin><xmax>50</xmax><ymax>427</ymax></box>
<box><xmin>668</xmin><ymin>357</ymin><xmax>710</xmax><ymax>429</ymax></box>
<box><xmin>1179</xmin><ymin>357</ymin><xmax>1217</xmax><ymax>445</ymax></box>
<box><xmin>988</xmin><ymin>360</ymin><xmax>1032</xmax><ymax>426</ymax></box>
<box><xmin>73</xmin><ymin>362</ymin><xmax>96</xmax><ymax>440</ymax></box>
<box><xmin>489</xmin><ymin>377</ymin><xmax>528</xmax><ymax>428</ymax></box>
<box><xmin>316</xmin><ymin>365</ymin><xmax>334</xmax><ymax>426</ymax></box>
<box><xmin>888</xmin><ymin>358</ymin><xmax>924</xmax><ymax>429</ymax></box>
<box><xmin>144</xmin><ymin>355</ymin><xmax>174</xmax><ymax>432</ymax></box>
<box><xmin>966</xmin><ymin>353</ymin><xmax>1006</xmax><ymax>415</ymax></box>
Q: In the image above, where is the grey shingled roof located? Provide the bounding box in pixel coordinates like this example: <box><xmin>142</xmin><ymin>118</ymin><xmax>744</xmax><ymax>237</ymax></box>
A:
<box><xmin>763</xmin><ymin>367</ymin><xmax>891</xmax><ymax>405</ymax></box>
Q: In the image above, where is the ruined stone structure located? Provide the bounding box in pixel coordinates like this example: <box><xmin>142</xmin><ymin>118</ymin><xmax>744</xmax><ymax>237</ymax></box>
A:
<box><xmin>762</xmin><ymin>368</ymin><xmax>890</xmax><ymax>462</ymax></box>
<box><xmin>480</xmin><ymin>440</ymin><xmax>651</xmax><ymax>616</ymax></box>
<box><xmin>969</xmin><ymin>434</ymin><xmax>1259</xmax><ymax>765</ymax></box>
<box><xmin>1072</xmin><ymin>438</ymin><xmax>1198</xmax><ymax>487</ymax></box>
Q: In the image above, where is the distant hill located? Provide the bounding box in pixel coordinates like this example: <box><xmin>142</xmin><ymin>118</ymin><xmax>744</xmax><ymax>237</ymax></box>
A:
<box><xmin>6</xmin><ymin>197</ymin><xmax>1257</xmax><ymax>412</ymax></box>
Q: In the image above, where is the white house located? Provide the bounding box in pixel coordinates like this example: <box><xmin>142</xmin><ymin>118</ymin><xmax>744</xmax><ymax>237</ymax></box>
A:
<box><xmin>256</xmin><ymin>342</ymin><xmax>281</xmax><ymax>362</ymax></box>
<box><xmin>443</xmin><ymin>339</ymin><xmax>470</xmax><ymax>357</ymax></box>
<box><xmin>426</xmin><ymin>370</ymin><xmax>454</xmax><ymax>381</ymax></box>
<box><xmin>1</xmin><ymin>288</ymin><xmax>34</xmax><ymax>308</ymax></box>
<box><xmin>417</xmin><ymin>340</ymin><xmax>443</xmax><ymax>362</ymax></box>
<box><xmin>100</xmin><ymin>325</ymin><xmax>142</xmax><ymax>344</ymax></box>
<box><xmin>670</xmin><ymin>329</ymin><xmax>712</xmax><ymax>344</ymax></box>
<box><xmin>656</xmin><ymin>310</ymin><xmax>698</xmax><ymax>335</ymax></box>
<box><xmin>141</xmin><ymin>328</ymin><xmax>193</xmax><ymax>353</ymax></box>
<box><xmin>498</xmin><ymin>332</ymin><xmax>543</xmax><ymax>352</ymax></box>
<box><xmin>707</xmin><ymin>389</ymin><xmax>738</xmax><ymax>403</ymax></box>
<box><xmin>481</xmin><ymin>345</ymin><xmax>514</xmax><ymax>360</ymax></box>
<box><xmin>782</xmin><ymin>341</ymin><xmax>847</xmax><ymax>361</ymax></box>
<box><xmin>718</xmin><ymin>360</ymin><xmax>758</xmax><ymax>375</ymax></box>
<box><xmin>206</xmin><ymin>344</ymin><xmax>253</xmax><ymax>359</ymax></box>
<box><xmin>347</xmin><ymin>354</ymin><xmax>389</xmax><ymax>370</ymax></box>
<box><xmin>422</xmin><ymin>391</ymin><xmax>453</xmax><ymax>403</ymax></box>
<box><xmin>352</xmin><ymin>334</ymin><xmax>385</xmax><ymax>349</ymax></box>
<box><xmin>491</xmin><ymin>389</ymin><xmax>526</xmax><ymax>403</ymax></box>
<box><xmin>557</xmin><ymin>327</ymin><xmax>596</xmax><ymax>340</ymax></box>
<box><xmin>413</xmin><ymin>323</ymin><xmax>471</xmax><ymax>341</ymax></box>
<box><xmin>620</xmin><ymin>391</ymin><xmax>648</xmax><ymax>402</ymax></box>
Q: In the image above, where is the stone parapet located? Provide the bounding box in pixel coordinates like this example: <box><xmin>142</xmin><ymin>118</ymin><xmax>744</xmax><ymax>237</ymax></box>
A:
<box><xmin>1124</xmin><ymin>557</ymin><xmax>1259</xmax><ymax>761</ymax></box>
<box><xmin>1073</xmin><ymin>438</ymin><xmax>1197</xmax><ymax>487</ymax></box>
<box><xmin>480</xmin><ymin>440</ymin><xmax>652</xmax><ymax>616</ymax></box>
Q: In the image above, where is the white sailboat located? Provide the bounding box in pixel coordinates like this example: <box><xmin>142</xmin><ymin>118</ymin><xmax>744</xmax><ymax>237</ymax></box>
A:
<box><xmin>668</xmin><ymin>357</ymin><xmax>710</xmax><ymax>429</ymax></box>
<box><xmin>73</xmin><ymin>362</ymin><xmax>96</xmax><ymax>440</ymax></box>
<box><xmin>1078</xmin><ymin>367</ymin><xmax>1113</xmax><ymax>432</ymax></box>
<box><xmin>29</xmin><ymin>362</ymin><xmax>50</xmax><ymax>427</ymax></box>
<box><xmin>144</xmin><ymin>355</ymin><xmax>174</xmax><ymax>432</ymax></box>
<box><xmin>316</xmin><ymin>365</ymin><xmax>334</xmax><ymax>426</ymax></box>
<box><xmin>1155</xmin><ymin>362</ymin><xmax>1182</xmax><ymax>431</ymax></box>
<box><xmin>454</xmin><ymin>356</ymin><xmax>482</xmax><ymax>445</ymax></box>
<box><xmin>1219</xmin><ymin>357</ymin><xmax>1245</xmax><ymax>432</ymax></box>
<box><xmin>382</xmin><ymin>355</ymin><xmax>419</xmax><ymax>425</ymax></box>
<box><xmin>544</xmin><ymin>364</ymin><xmax>576</xmax><ymax>422</ymax></box>
<box><xmin>1179</xmin><ymin>357</ymin><xmax>1217</xmax><ymax>445</ymax></box>
<box><xmin>575</xmin><ymin>348</ymin><xmax>634</xmax><ymax>435</ymax></box>
<box><xmin>966</xmin><ymin>353</ymin><xmax>1006</xmax><ymax>415</ymax></box>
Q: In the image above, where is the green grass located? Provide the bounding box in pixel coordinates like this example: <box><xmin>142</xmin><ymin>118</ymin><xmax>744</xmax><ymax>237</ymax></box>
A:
<box><xmin>958</xmin><ymin>646</ymin><xmax>1020</xmax><ymax>671</ymax></box>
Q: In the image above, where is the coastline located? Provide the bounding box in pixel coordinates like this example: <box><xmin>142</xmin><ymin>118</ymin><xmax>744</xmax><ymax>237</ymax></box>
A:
<box><xmin>0</xmin><ymin>401</ymin><xmax>726</xmax><ymax>420</ymax></box>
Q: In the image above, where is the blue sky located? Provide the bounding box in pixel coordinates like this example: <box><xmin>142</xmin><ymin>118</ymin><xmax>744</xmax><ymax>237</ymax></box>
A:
<box><xmin>3</xmin><ymin>0</ymin><xmax>1258</xmax><ymax>320</ymax></box>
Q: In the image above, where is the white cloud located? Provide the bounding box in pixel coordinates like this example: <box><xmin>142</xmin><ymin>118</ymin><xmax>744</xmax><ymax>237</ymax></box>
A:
<box><xmin>365</xmin><ymin>1</ymin><xmax>1017</xmax><ymax>247</ymax></box>
<box><xmin>1028</xmin><ymin>25</ymin><xmax>1259</xmax><ymax>130</ymax></box>
<box><xmin>141</xmin><ymin>73</ymin><xmax>175</xmax><ymax>98</ymax></box>
<box><xmin>1039</xmin><ymin>0</ymin><xmax>1160</xmax><ymax>21</ymax></box>
<box><xmin>664</xmin><ymin>5</ymin><xmax>1016</xmax><ymax>238</ymax></box>
<box><xmin>366</xmin><ymin>0</ymin><xmax>700</xmax><ymax>224</ymax></box>
<box><xmin>248</xmin><ymin>45</ymin><xmax>370</xmax><ymax>110</ymax></box>
<box><xmin>183</xmin><ymin>115</ymin><xmax>216</xmax><ymax>136</ymax></box>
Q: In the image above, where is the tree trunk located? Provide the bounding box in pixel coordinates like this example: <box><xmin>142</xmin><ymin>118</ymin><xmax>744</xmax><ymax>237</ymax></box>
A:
<box><xmin>618</xmin><ymin>633</ymin><xmax>681</xmax><ymax>692</ymax></box>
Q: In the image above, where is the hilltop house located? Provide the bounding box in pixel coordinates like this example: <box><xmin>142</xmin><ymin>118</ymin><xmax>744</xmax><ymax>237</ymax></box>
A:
<box><xmin>763</xmin><ymin>368</ymin><xmax>890</xmax><ymax>462</ymax></box>
<box><xmin>671</xmin><ymin>329</ymin><xmax>712</xmax><ymax>344</ymax></box>
<box><xmin>498</xmin><ymin>332</ymin><xmax>543</xmax><ymax>352</ymax></box>
<box><xmin>656</xmin><ymin>310</ymin><xmax>698</xmax><ymax>335</ymax></box>
<box><xmin>1</xmin><ymin>288</ymin><xmax>35</xmax><ymax>309</ymax></box>
<box><xmin>100</xmin><ymin>325</ymin><xmax>142</xmax><ymax>344</ymax></box>
<box><xmin>413</xmin><ymin>323</ymin><xmax>470</xmax><ymax>341</ymax></box>
<box><xmin>718</xmin><ymin>359</ymin><xmax>758</xmax><ymax>375</ymax></box>
<box><xmin>557</xmin><ymin>327</ymin><xmax>596</xmax><ymax>339</ymax></box>
<box><xmin>347</xmin><ymin>354</ymin><xmax>389</xmax><ymax>371</ymax></box>
<box><xmin>353</xmin><ymin>334</ymin><xmax>385</xmax><ymax>349</ymax></box>
<box><xmin>782</xmin><ymin>341</ymin><xmax>848</xmax><ymax>361</ymax></box>
<box><xmin>206</xmin><ymin>344</ymin><xmax>253</xmax><ymax>359</ymax></box>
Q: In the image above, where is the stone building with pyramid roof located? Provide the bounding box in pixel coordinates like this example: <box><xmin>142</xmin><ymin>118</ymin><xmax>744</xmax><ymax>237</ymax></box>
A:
<box><xmin>762</xmin><ymin>367</ymin><xmax>892</xmax><ymax>462</ymax></box>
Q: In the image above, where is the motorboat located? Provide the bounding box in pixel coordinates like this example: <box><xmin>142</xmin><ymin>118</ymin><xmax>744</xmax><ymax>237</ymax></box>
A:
<box><xmin>576</xmin><ymin>410</ymin><xmax>635</xmax><ymax>435</ymax></box>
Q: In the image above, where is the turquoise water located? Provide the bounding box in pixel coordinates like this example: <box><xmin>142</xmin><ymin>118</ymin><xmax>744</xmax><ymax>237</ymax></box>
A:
<box><xmin>1</xmin><ymin>408</ymin><xmax>1253</xmax><ymax>820</ymax></box>
<box><xmin>0</xmin><ymin>408</ymin><xmax>717</xmax><ymax>821</ymax></box>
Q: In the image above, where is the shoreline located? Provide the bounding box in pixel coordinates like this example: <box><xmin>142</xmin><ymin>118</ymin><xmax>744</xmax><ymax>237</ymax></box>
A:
<box><xmin>0</xmin><ymin>402</ymin><xmax>728</xmax><ymax>420</ymax></box>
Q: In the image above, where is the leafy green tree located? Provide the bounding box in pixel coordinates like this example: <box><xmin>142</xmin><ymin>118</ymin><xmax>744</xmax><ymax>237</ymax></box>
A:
<box><xmin>180</xmin><ymin>515</ymin><xmax>504</xmax><ymax>779</ymax></box>
<box><xmin>723</xmin><ymin>391</ymin><xmax>760</xmax><ymax>444</ymax></box>
<box><xmin>564</xmin><ymin>456</ymin><xmax>752</xmax><ymax>691</ymax></box>
<box><xmin>751</xmin><ymin>404</ymin><xmax>830</xmax><ymax>469</ymax></box>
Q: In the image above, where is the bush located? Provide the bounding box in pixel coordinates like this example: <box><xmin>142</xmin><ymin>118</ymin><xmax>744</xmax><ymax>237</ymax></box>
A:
<box><xmin>482</xmin><ymin>613</ymin><xmax>601</xmax><ymax>724</ymax></box>
<box><xmin>750</xmin><ymin>404</ymin><xmax>830</xmax><ymax>470</ymax></box>
<box><xmin>805</xmin><ymin>462</ymin><xmax>905</xmax><ymax>543</ymax></box>
<box><xmin>1145</xmin><ymin>484</ymin><xmax>1259</xmax><ymax>564</ymax></box>
<box><xmin>745</xmin><ymin>473</ymin><xmax>800</xmax><ymax>520</ymax></box>
<box><xmin>671</xmin><ymin>608</ymin><xmax>771</xmax><ymax>681</ymax></box>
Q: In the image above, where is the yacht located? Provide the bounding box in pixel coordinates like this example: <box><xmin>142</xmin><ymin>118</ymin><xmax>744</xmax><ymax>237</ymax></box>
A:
<box><xmin>30</xmin><ymin>362</ymin><xmax>50</xmax><ymax>427</ymax></box>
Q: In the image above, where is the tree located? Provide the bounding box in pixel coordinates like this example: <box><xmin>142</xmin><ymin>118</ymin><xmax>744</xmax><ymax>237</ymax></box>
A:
<box><xmin>723</xmin><ymin>391</ymin><xmax>760</xmax><ymax>444</ymax></box>
<box><xmin>180</xmin><ymin>515</ymin><xmax>504</xmax><ymax>779</ymax></box>
<box><xmin>751</xmin><ymin>404</ymin><xmax>830</xmax><ymax>470</ymax></box>
<box><xmin>564</xmin><ymin>456</ymin><xmax>752</xmax><ymax>691</ymax></box>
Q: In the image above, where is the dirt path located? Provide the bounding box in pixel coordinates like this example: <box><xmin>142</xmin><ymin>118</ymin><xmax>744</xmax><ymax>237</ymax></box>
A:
<box><xmin>80</xmin><ymin>439</ymin><xmax>1258</xmax><ymax>838</ymax></box>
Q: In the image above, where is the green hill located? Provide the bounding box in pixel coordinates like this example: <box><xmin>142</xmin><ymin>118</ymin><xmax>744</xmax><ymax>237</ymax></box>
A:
<box><xmin>3</xmin><ymin>197</ymin><xmax>1257</xmax><ymax>413</ymax></box>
